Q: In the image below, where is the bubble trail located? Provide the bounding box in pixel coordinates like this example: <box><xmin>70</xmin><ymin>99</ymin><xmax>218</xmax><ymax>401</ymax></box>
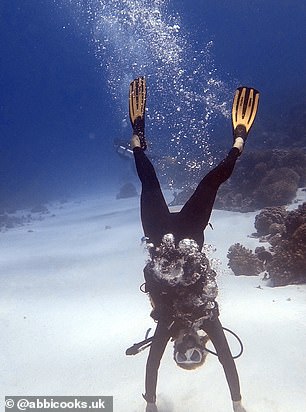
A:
<box><xmin>63</xmin><ymin>0</ymin><xmax>232</xmax><ymax>179</ymax></box>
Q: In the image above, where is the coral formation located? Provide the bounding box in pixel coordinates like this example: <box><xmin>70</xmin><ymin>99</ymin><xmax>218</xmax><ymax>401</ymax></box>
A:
<box><xmin>254</xmin><ymin>168</ymin><xmax>299</xmax><ymax>208</ymax></box>
<box><xmin>116</xmin><ymin>182</ymin><xmax>138</xmax><ymax>199</ymax></box>
<box><xmin>228</xmin><ymin>202</ymin><xmax>306</xmax><ymax>286</ymax></box>
<box><xmin>0</xmin><ymin>214</ymin><xmax>25</xmax><ymax>231</ymax></box>
<box><xmin>227</xmin><ymin>243</ymin><xmax>263</xmax><ymax>276</ymax></box>
<box><xmin>217</xmin><ymin>149</ymin><xmax>305</xmax><ymax>211</ymax></box>
<box><xmin>170</xmin><ymin>148</ymin><xmax>306</xmax><ymax>212</ymax></box>
<box><xmin>265</xmin><ymin>203</ymin><xmax>306</xmax><ymax>286</ymax></box>
<box><xmin>254</xmin><ymin>206</ymin><xmax>287</xmax><ymax>236</ymax></box>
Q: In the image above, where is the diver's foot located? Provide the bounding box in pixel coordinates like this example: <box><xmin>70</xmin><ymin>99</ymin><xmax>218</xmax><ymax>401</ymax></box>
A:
<box><xmin>132</xmin><ymin>120</ymin><xmax>147</xmax><ymax>150</ymax></box>
<box><xmin>131</xmin><ymin>134</ymin><xmax>141</xmax><ymax>149</ymax></box>
<box><xmin>233</xmin><ymin>136</ymin><xmax>244</xmax><ymax>153</ymax></box>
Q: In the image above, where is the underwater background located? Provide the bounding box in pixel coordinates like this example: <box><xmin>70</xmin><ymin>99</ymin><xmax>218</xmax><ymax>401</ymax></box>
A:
<box><xmin>1</xmin><ymin>2</ymin><xmax>306</xmax><ymax>410</ymax></box>
<box><xmin>0</xmin><ymin>0</ymin><xmax>305</xmax><ymax>208</ymax></box>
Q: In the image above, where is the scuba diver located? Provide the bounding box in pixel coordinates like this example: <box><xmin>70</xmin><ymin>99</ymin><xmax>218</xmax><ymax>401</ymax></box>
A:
<box><xmin>127</xmin><ymin>77</ymin><xmax>259</xmax><ymax>412</ymax></box>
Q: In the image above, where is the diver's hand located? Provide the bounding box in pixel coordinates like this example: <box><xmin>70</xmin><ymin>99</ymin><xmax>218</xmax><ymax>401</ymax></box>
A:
<box><xmin>233</xmin><ymin>400</ymin><xmax>247</xmax><ymax>412</ymax></box>
<box><xmin>145</xmin><ymin>402</ymin><xmax>158</xmax><ymax>412</ymax></box>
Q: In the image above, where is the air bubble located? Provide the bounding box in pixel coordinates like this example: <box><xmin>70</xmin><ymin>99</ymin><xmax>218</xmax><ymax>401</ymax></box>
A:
<box><xmin>64</xmin><ymin>0</ymin><xmax>232</xmax><ymax>184</ymax></box>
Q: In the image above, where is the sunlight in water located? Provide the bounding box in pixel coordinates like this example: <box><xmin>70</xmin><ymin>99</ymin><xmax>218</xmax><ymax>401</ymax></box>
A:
<box><xmin>65</xmin><ymin>0</ymin><xmax>231</xmax><ymax>173</ymax></box>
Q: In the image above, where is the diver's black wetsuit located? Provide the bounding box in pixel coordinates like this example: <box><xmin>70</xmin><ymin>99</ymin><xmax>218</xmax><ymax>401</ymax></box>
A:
<box><xmin>134</xmin><ymin>146</ymin><xmax>240</xmax><ymax>249</ymax></box>
<box><xmin>133</xmin><ymin>146</ymin><xmax>242</xmax><ymax>403</ymax></box>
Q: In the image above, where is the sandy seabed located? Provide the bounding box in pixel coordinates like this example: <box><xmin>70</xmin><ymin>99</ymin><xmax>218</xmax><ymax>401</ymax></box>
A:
<box><xmin>1</xmin><ymin>190</ymin><xmax>306</xmax><ymax>412</ymax></box>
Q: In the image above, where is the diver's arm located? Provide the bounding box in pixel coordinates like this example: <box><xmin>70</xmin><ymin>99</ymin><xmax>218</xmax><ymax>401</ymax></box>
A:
<box><xmin>143</xmin><ymin>322</ymin><xmax>171</xmax><ymax>404</ymax></box>
<box><xmin>203</xmin><ymin>318</ymin><xmax>242</xmax><ymax>403</ymax></box>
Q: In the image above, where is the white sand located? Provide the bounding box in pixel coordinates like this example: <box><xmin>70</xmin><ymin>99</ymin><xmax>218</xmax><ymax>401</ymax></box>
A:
<box><xmin>0</xmin><ymin>190</ymin><xmax>305</xmax><ymax>412</ymax></box>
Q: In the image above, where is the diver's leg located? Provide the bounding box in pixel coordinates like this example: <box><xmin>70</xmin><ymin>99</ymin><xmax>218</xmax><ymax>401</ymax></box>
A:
<box><xmin>133</xmin><ymin>145</ymin><xmax>170</xmax><ymax>244</ymax></box>
<box><xmin>178</xmin><ymin>85</ymin><xmax>260</xmax><ymax>233</ymax></box>
<box><xmin>202</xmin><ymin>318</ymin><xmax>241</xmax><ymax>402</ymax></box>
<box><xmin>178</xmin><ymin>147</ymin><xmax>240</xmax><ymax>233</ymax></box>
<box><xmin>173</xmin><ymin>82</ymin><xmax>260</xmax><ymax>243</ymax></box>
<box><xmin>144</xmin><ymin>321</ymin><xmax>172</xmax><ymax>404</ymax></box>
<box><xmin>130</xmin><ymin>77</ymin><xmax>170</xmax><ymax>243</ymax></box>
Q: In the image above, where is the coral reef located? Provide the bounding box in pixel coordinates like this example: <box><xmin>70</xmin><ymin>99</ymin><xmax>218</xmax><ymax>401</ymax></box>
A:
<box><xmin>216</xmin><ymin>149</ymin><xmax>306</xmax><ymax>211</ymax></box>
<box><xmin>169</xmin><ymin>186</ymin><xmax>194</xmax><ymax>207</ymax></box>
<box><xmin>254</xmin><ymin>168</ymin><xmax>299</xmax><ymax>208</ymax></box>
<box><xmin>116</xmin><ymin>182</ymin><xmax>138</xmax><ymax>199</ymax></box>
<box><xmin>0</xmin><ymin>214</ymin><xmax>26</xmax><ymax>231</ymax></box>
<box><xmin>228</xmin><ymin>202</ymin><xmax>306</xmax><ymax>286</ymax></box>
<box><xmin>227</xmin><ymin>243</ymin><xmax>263</xmax><ymax>276</ymax></box>
<box><xmin>0</xmin><ymin>204</ymin><xmax>52</xmax><ymax>232</ymax></box>
<box><xmin>170</xmin><ymin>148</ymin><xmax>306</xmax><ymax>212</ymax></box>
<box><xmin>265</xmin><ymin>203</ymin><xmax>306</xmax><ymax>286</ymax></box>
<box><xmin>254</xmin><ymin>206</ymin><xmax>287</xmax><ymax>236</ymax></box>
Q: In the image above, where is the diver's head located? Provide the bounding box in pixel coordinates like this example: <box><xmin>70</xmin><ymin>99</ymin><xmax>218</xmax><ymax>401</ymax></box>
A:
<box><xmin>173</xmin><ymin>330</ymin><xmax>208</xmax><ymax>370</ymax></box>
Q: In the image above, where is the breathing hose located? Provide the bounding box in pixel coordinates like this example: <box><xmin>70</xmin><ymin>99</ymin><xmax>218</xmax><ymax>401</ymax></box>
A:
<box><xmin>126</xmin><ymin>326</ymin><xmax>244</xmax><ymax>359</ymax></box>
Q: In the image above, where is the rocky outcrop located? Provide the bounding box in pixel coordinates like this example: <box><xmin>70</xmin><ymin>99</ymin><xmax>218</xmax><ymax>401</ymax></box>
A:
<box><xmin>228</xmin><ymin>202</ymin><xmax>306</xmax><ymax>286</ymax></box>
<box><xmin>116</xmin><ymin>182</ymin><xmax>138</xmax><ymax>199</ymax></box>
<box><xmin>170</xmin><ymin>148</ymin><xmax>306</xmax><ymax>212</ymax></box>
<box><xmin>227</xmin><ymin>243</ymin><xmax>263</xmax><ymax>276</ymax></box>
<box><xmin>216</xmin><ymin>149</ymin><xmax>306</xmax><ymax>212</ymax></box>
<box><xmin>254</xmin><ymin>206</ymin><xmax>287</xmax><ymax>236</ymax></box>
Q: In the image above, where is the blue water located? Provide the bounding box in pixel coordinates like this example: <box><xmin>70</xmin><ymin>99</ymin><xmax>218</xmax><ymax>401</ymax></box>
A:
<box><xmin>0</xmin><ymin>0</ymin><xmax>305</xmax><ymax>209</ymax></box>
